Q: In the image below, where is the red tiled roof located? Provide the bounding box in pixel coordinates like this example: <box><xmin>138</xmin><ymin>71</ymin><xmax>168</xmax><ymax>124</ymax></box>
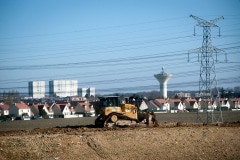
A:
<box><xmin>0</xmin><ymin>105</ymin><xmax>9</xmax><ymax>110</ymax></box>
<box><xmin>33</xmin><ymin>104</ymin><xmax>53</xmax><ymax>113</ymax></box>
<box><xmin>155</xmin><ymin>99</ymin><xmax>167</xmax><ymax>104</ymax></box>
<box><xmin>15</xmin><ymin>103</ymin><xmax>30</xmax><ymax>109</ymax></box>
<box><xmin>55</xmin><ymin>103</ymin><xmax>71</xmax><ymax>112</ymax></box>
<box><xmin>170</xmin><ymin>99</ymin><xmax>181</xmax><ymax>103</ymax></box>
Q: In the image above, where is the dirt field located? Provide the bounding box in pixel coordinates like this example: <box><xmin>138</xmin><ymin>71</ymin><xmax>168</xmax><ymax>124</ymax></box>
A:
<box><xmin>0</xmin><ymin>111</ymin><xmax>239</xmax><ymax>131</ymax></box>
<box><xmin>0</xmin><ymin>111</ymin><xmax>240</xmax><ymax>160</ymax></box>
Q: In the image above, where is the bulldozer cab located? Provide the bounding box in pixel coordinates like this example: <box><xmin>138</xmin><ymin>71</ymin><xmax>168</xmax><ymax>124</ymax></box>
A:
<box><xmin>99</xmin><ymin>96</ymin><xmax>120</xmax><ymax>107</ymax></box>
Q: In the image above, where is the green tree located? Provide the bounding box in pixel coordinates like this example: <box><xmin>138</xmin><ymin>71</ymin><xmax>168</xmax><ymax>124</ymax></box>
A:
<box><xmin>3</xmin><ymin>90</ymin><xmax>20</xmax><ymax>105</ymax></box>
<box><xmin>40</xmin><ymin>109</ymin><xmax>48</xmax><ymax>119</ymax></box>
<box><xmin>4</xmin><ymin>97</ymin><xmax>13</xmax><ymax>105</ymax></box>
<box><xmin>13</xmin><ymin>90</ymin><xmax>20</xmax><ymax>103</ymax></box>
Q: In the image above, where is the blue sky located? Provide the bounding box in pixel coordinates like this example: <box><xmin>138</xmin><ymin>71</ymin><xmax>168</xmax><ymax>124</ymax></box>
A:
<box><xmin>0</xmin><ymin>0</ymin><xmax>239</xmax><ymax>95</ymax></box>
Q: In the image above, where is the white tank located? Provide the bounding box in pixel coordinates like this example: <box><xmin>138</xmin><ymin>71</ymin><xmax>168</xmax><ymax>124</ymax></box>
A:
<box><xmin>154</xmin><ymin>67</ymin><xmax>172</xmax><ymax>98</ymax></box>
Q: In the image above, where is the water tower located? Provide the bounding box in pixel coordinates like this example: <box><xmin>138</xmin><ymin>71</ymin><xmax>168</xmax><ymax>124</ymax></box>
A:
<box><xmin>154</xmin><ymin>67</ymin><xmax>172</xmax><ymax>98</ymax></box>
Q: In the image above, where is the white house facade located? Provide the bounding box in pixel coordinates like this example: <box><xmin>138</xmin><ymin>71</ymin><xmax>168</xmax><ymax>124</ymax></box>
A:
<box><xmin>0</xmin><ymin>105</ymin><xmax>9</xmax><ymax>116</ymax></box>
<box><xmin>9</xmin><ymin>103</ymin><xmax>31</xmax><ymax>117</ymax></box>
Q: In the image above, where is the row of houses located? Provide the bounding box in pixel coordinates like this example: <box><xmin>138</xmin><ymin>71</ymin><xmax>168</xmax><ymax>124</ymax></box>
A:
<box><xmin>0</xmin><ymin>100</ymin><xmax>95</xmax><ymax>119</ymax></box>
<box><xmin>1</xmin><ymin>97</ymin><xmax>240</xmax><ymax>118</ymax></box>
<box><xmin>140</xmin><ymin>98</ymin><xmax>240</xmax><ymax>112</ymax></box>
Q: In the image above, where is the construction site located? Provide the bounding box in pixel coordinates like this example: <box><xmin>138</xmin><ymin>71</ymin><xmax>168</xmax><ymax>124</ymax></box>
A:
<box><xmin>1</xmin><ymin>1</ymin><xmax>240</xmax><ymax>159</ymax></box>
<box><xmin>0</xmin><ymin>112</ymin><xmax>240</xmax><ymax>160</ymax></box>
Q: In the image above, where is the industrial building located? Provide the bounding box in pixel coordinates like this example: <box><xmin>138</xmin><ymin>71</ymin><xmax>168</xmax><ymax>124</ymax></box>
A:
<box><xmin>28</xmin><ymin>81</ymin><xmax>45</xmax><ymax>98</ymax></box>
<box><xmin>49</xmin><ymin>80</ymin><xmax>78</xmax><ymax>97</ymax></box>
<box><xmin>78</xmin><ymin>87</ymin><xmax>95</xmax><ymax>98</ymax></box>
<box><xmin>175</xmin><ymin>92</ymin><xmax>191</xmax><ymax>98</ymax></box>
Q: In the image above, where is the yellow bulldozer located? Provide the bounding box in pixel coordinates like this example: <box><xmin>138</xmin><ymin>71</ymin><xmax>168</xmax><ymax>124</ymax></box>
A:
<box><xmin>94</xmin><ymin>96</ymin><xmax>158</xmax><ymax>127</ymax></box>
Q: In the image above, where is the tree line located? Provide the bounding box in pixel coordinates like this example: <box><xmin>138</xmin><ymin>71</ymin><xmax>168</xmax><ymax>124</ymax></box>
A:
<box><xmin>0</xmin><ymin>90</ymin><xmax>21</xmax><ymax>105</ymax></box>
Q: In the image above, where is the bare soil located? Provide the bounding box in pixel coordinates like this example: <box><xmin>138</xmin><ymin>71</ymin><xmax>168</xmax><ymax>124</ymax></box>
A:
<box><xmin>0</xmin><ymin>111</ymin><xmax>240</xmax><ymax>160</ymax></box>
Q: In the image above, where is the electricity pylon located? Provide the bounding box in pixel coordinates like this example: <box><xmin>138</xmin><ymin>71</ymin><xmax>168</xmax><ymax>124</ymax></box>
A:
<box><xmin>188</xmin><ymin>14</ymin><xmax>224</xmax><ymax>124</ymax></box>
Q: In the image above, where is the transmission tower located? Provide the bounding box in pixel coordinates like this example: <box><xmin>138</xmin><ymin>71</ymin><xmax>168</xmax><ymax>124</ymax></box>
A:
<box><xmin>188</xmin><ymin>14</ymin><xmax>224</xmax><ymax>124</ymax></box>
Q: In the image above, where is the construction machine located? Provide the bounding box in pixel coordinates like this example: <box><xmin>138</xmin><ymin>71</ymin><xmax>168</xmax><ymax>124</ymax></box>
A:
<box><xmin>94</xmin><ymin>96</ymin><xmax>158</xmax><ymax>127</ymax></box>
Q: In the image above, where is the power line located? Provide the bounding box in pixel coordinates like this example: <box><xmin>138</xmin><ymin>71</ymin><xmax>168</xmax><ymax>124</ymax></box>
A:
<box><xmin>0</xmin><ymin>64</ymin><xmax>239</xmax><ymax>90</ymax></box>
<box><xmin>0</xmin><ymin>35</ymin><xmax>196</xmax><ymax>62</ymax></box>
<box><xmin>0</xmin><ymin>16</ymin><xmax>190</xmax><ymax>40</ymax></box>
<box><xmin>0</xmin><ymin>42</ymin><xmax>240</xmax><ymax>70</ymax></box>
<box><xmin>0</xmin><ymin>76</ymin><xmax>239</xmax><ymax>94</ymax></box>
<box><xmin>0</xmin><ymin>52</ymin><xmax>239</xmax><ymax>87</ymax></box>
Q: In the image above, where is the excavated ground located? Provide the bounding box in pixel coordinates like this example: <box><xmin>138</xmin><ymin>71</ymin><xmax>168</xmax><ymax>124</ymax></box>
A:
<box><xmin>0</xmin><ymin>111</ymin><xmax>240</xmax><ymax>159</ymax></box>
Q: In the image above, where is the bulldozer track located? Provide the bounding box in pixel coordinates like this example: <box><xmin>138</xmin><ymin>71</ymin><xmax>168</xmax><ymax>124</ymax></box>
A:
<box><xmin>102</xmin><ymin>113</ymin><xmax>140</xmax><ymax>127</ymax></box>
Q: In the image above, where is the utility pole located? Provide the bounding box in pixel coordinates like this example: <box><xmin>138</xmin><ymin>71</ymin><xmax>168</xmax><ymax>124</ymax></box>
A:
<box><xmin>188</xmin><ymin>14</ymin><xmax>225</xmax><ymax>124</ymax></box>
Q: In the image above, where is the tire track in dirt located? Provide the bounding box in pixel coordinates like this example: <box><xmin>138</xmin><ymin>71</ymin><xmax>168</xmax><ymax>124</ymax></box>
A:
<box><xmin>85</xmin><ymin>136</ymin><xmax>113</xmax><ymax>160</ymax></box>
